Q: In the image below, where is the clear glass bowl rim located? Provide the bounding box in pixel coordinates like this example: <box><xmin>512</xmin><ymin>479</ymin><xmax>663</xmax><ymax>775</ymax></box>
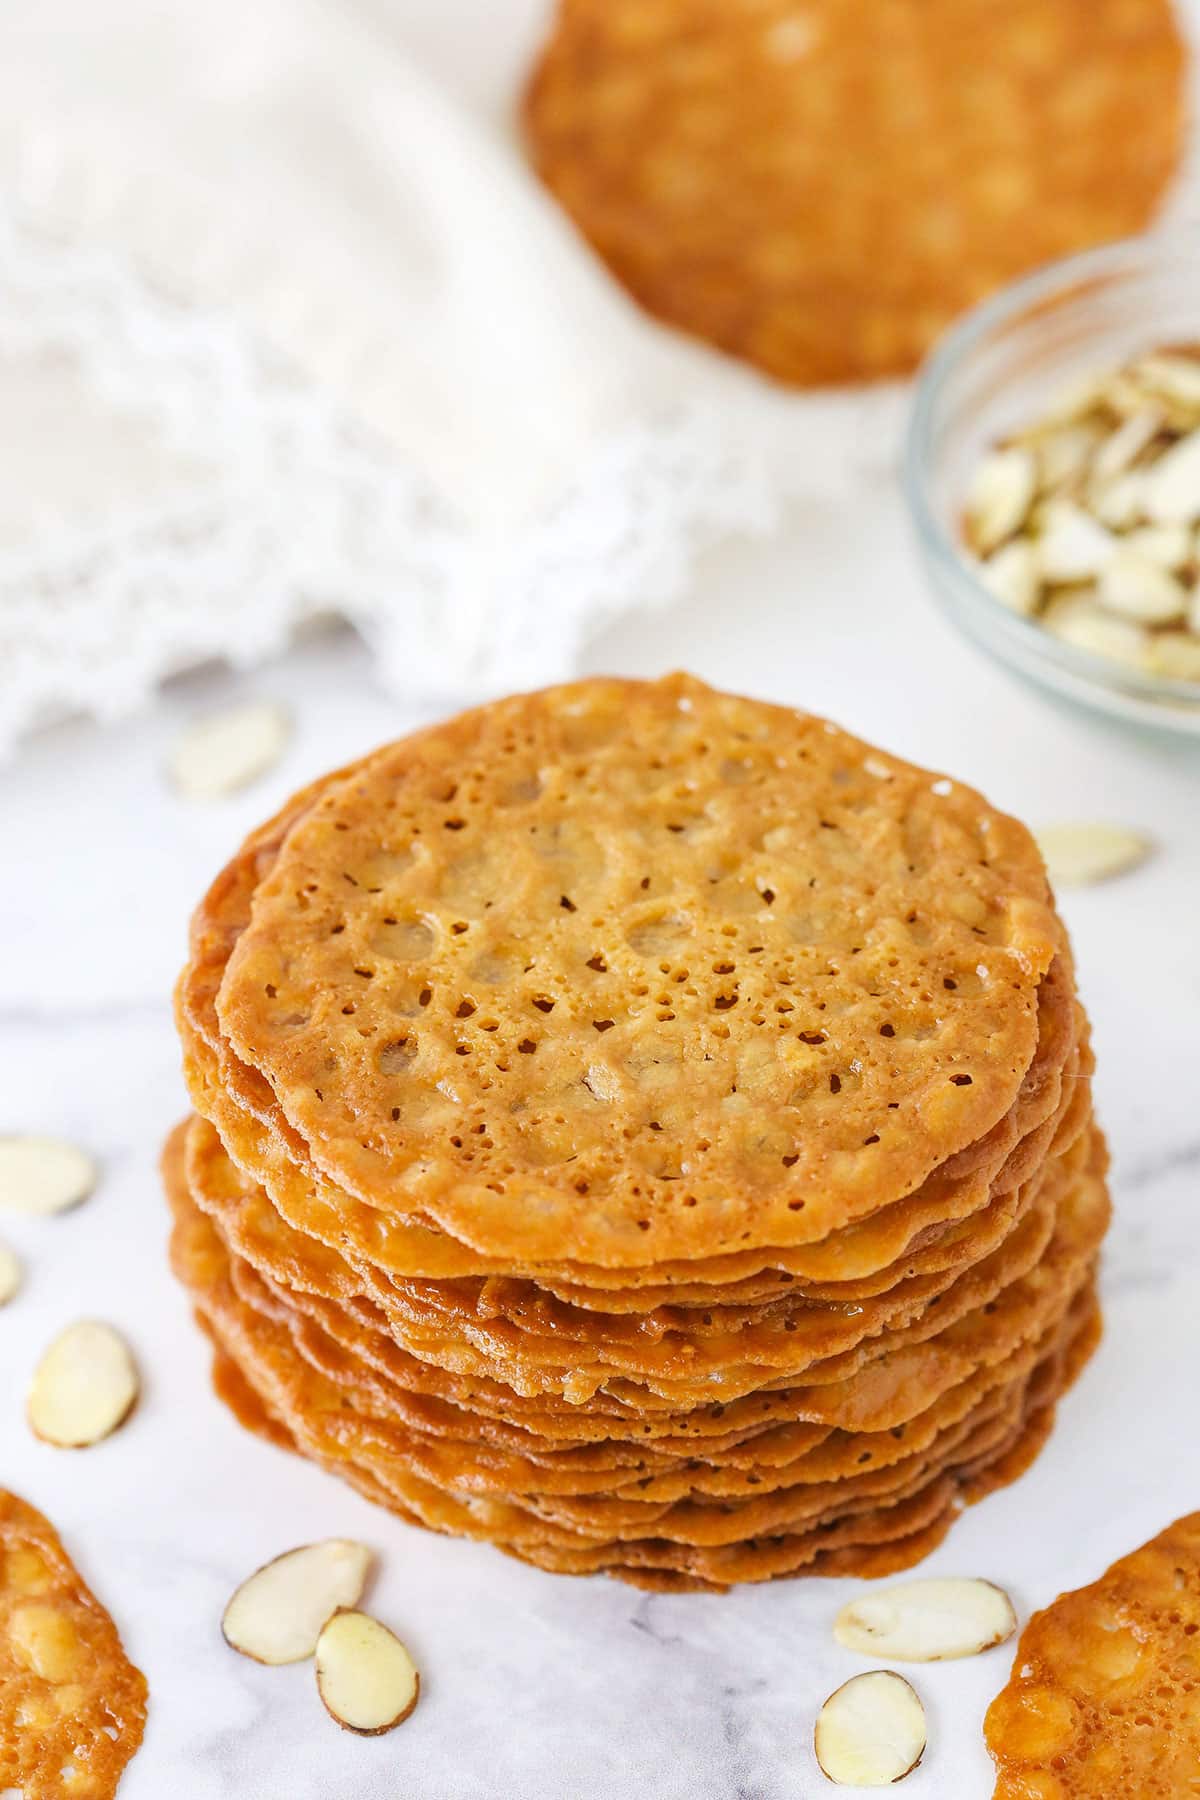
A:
<box><xmin>903</xmin><ymin>233</ymin><xmax>1200</xmax><ymax>712</ymax></box>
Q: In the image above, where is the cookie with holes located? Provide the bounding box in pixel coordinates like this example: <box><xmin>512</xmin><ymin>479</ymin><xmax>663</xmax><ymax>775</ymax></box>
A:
<box><xmin>523</xmin><ymin>0</ymin><xmax>1185</xmax><ymax>386</ymax></box>
<box><xmin>164</xmin><ymin>1120</ymin><xmax>1102</xmax><ymax>1589</ymax></box>
<box><xmin>0</xmin><ymin>1491</ymin><xmax>147</xmax><ymax>1799</ymax></box>
<box><xmin>212</xmin><ymin>674</ymin><xmax>1065</xmax><ymax>1265</ymax></box>
<box><xmin>165</xmin><ymin>675</ymin><xmax>1107</xmax><ymax>1586</ymax></box>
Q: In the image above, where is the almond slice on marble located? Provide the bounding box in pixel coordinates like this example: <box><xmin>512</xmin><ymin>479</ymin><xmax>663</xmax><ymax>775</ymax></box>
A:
<box><xmin>0</xmin><ymin>1238</ymin><xmax>21</xmax><ymax>1305</ymax></box>
<box><xmin>168</xmin><ymin>701</ymin><xmax>291</xmax><ymax>802</ymax></box>
<box><xmin>222</xmin><ymin>1541</ymin><xmax>372</xmax><ymax>1665</ymax></box>
<box><xmin>28</xmin><ymin>1322</ymin><xmax>139</xmax><ymax>1447</ymax></box>
<box><xmin>315</xmin><ymin>1610</ymin><xmax>420</xmax><ymax>1735</ymax></box>
<box><xmin>964</xmin><ymin>448</ymin><xmax>1036</xmax><ymax>554</ymax></box>
<box><xmin>1035</xmin><ymin>823</ymin><xmax>1153</xmax><ymax>889</ymax></box>
<box><xmin>814</xmin><ymin>1671</ymin><xmax>926</xmax><ymax>1787</ymax></box>
<box><xmin>0</xmin><ymin>1137</ymin><xmax>96</xmax><ymax>1216</ymax></box>
<box><xmin>834</xmin><ymin>1578</ymin><xmax>1017</xmax><ymax>1663</ymax></box>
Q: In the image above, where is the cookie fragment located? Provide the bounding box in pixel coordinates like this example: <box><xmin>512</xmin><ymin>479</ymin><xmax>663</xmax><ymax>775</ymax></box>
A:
<box><xmin>0</xmin><ymin>1488</ymin><xmax>147</xmax><ymax>1800</ymax></box>
<box><xmin>986</xmin><ymin>1512</ymin><xmax>1200</xmax><ymax>1796</ymax></box>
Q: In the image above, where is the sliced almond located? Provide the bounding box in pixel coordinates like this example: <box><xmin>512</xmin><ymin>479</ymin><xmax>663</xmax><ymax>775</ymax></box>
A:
<box><xmin>1035</xmin><ymin>500</ymin><xmax>1116</xmax><ymax>583</ymax></box>
<box><xmin>1091</xmin><ymin>470</ymin><xmax>1147</xmax><ymax>531</ymax></box>
<box><xmin>979</xmin><ymin>539</ymin><xmax>1040</xmax><ymax>616</ymax></box>
<box><xmin>1142</xmin><ymin>429</ymin><xmax>1200</xmax><ymax>525</ymax></box>
<box><xmin>0</xmin><ymin>1238</ymin><xmax>21</xmax><ymax>1306</ymax></box>
<box><xmin>1035</xmin><ymin>370</ymin><xmax>1108</xmax><ymax>431</ymax></box>
<box><xmin>1035</xmin><ymin>424</ymin><xmax>1099</xmax><ymax>493</ymax></box>
<box><xmin>0</xmin><ymin>1137</ymin><xmax>96</xmax><ymax>1216</ymax></box>
<box><xmin>1105</xmin><ymin>370</ymin><xmax>1161</xmax><ymax>420</ymax></box>
<box><xmin>1135</xmin><ymin>353</ymin><xmax>1200</xmax><ymax>416</ymax></box>
<box><xmin>28</xmin><ymin>1321</ymin><xmax>138</xmax><ymax>1448</ymax></box>
<box><xmin>814</xmin><ymin>1671</ymin><xmax>926</xmax><ymax>1787</ymax></box>
<box><xmin>964</xmin><ymin>448</ymin><xmax>1036</xmax><ymax>554</ymax></box>
<box><xmin>834</xmin><ymin>1577</ymin><xmax>1017</xmax><ymax>1663</ymax></box>
<box><xmin>1147</xmin><ymin>630</ymin><xmax>1200</xmax><ymax>683</ymax></box>
<box><xmin>1042</xmin><ymin>593</ymin><xmax>1150</xmax><ymax>668</ymax></box>
<box><xmin>1097</xmin><ymin>551</ymin><xmax>1187</xmax><ymax>625</ymax></box>
<box><xmin>168</xmin><ymin>701</ymin><xmax>291</xmax><ymax>802</ymax></box>
<box><xmin>1035</xmin><ymin>823</ymin><xmax>1153</xmax><ymax>888</ymax></box>
<box><xmin>222</xmin><ymin>1541</ymin><xmax>371</xmax><ymax>1665</ymax></box>
<box><xmin>1123</xmin><ymin>524</ymin><xmax>1193</xmax><ymax>572</ymax></box>
<box><xmin>315</xmin><ymin>1610</ymin><xmax>419</xmax><ymax>1735</ymax></box>
<box><xmin>1091</xmin><ymin>408</ymin><xmax>1163</xmax><ymax>484</ymax></box>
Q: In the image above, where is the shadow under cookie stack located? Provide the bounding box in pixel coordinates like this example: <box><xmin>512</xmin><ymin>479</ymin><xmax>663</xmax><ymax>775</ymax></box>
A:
<box><xmin>166</xmin><ymin>675</ymin><xmax>1108</xmax><ymax>1592</ymax></box>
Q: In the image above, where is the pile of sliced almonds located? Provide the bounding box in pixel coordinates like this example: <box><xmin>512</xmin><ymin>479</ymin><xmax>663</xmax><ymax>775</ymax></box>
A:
<box><xmin>223</xmin><ymin>1540</ymin><xmax>419</xmax><ymax>1736</ymax></box>
<box><xmin>963</xmin><ymin>347</ymin><xmax>1200</xmax><ymax>683</ymax></box>
<box><xmin>815</xmin><ymin>1577</ymin><xmax>1017</xmax><ymax>1786</ymax></box>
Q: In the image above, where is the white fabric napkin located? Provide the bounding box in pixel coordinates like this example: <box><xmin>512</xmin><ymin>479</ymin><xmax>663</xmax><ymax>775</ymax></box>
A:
<box><xmin>0</xmin><ymin>0</ymin><xmax>1194</xmax><ymax>751</ymax></box>
<box><xmin>0</xmin><ymin>0</ymin><xmax>884</xmax><ymax>751</ymax></box>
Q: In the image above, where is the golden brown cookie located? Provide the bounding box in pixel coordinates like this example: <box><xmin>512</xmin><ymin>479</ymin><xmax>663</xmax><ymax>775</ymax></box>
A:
<box><xmin>524</xmin><ymin>0</ymin><xmax>1186</xmax><ymax>385</ymax></box>
<box><xmin>165</xmin><ymin>676</ymin><xmax>1108</xmax><ymax>1590</ymax></box>
<box><xmin>987</xmin><ymin>1511</ymin><xmax>1200</xmax><ymax>1795</ymax></box>
<box><xmin>164</xmin><ymin>1118</ymin><xmax>1101</xmax><ymax>1589</ymax></box>
<box><xmin>0</xmin><ymin>1490</ymin><xmax>147</xmax><ymax>1800</ymax></box>
<box><xmin>214</xmin><ymin>675</ymin><xmax>1061</xmax><ymax>1265</ymax></box>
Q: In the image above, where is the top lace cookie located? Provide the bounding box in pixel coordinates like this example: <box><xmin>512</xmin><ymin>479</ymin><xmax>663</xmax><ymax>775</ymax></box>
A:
<box><xmin>216</xmin><ymin>675</ymin><xmax>1061</xmax><ymax>1265</ymax></box>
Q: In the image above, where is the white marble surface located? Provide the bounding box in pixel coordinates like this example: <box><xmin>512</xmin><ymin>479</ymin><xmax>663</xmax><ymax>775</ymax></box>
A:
<box><xmin>2</xmin><ymin>485</ymin><xmax>1200</xmax><ymax>1800</ymax></box>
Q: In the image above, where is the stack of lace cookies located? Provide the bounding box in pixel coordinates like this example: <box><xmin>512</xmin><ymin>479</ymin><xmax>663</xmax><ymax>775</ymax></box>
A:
<box><xmin>166</xmin><ymin>674</ymin><xmax>1108</xmax><ymax>1593</ymax></box>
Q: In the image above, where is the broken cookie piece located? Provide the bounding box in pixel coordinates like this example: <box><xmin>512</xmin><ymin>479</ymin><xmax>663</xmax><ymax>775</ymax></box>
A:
<box><xmin>0</xmin><ymin>1488</ymin><xmax>147</xmax><ymax>1800</ymax></box>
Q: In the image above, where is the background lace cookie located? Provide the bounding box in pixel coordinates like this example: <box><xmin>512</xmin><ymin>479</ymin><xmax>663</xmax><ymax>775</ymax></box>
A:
<box><xmin>0</xmin><ymin>1489</ymin><xmax>147</xmax><ymax>1800</ymax></box>
<box><xmin>524</xmin><ymin>0</ymin><xmax>1186</xmax><ymax>387</ymax></box>
<box><xmin>166</xmin><ymin>674</ymin><xmax>1108</xmax><ymax>1589</ymax></box>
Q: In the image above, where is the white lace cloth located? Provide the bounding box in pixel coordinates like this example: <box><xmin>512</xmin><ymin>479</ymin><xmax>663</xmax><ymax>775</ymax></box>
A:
<box><xmin>0</xmin><ymin>0</ymin><xmax>1195</xmax><ymax>753</ymax></box>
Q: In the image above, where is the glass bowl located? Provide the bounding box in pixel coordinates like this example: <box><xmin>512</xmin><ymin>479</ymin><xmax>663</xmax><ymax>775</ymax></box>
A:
<box><xmin>904</xmin><ymin>236</ymin><xmax>1200</xmax><ymax>736</ymax></box>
